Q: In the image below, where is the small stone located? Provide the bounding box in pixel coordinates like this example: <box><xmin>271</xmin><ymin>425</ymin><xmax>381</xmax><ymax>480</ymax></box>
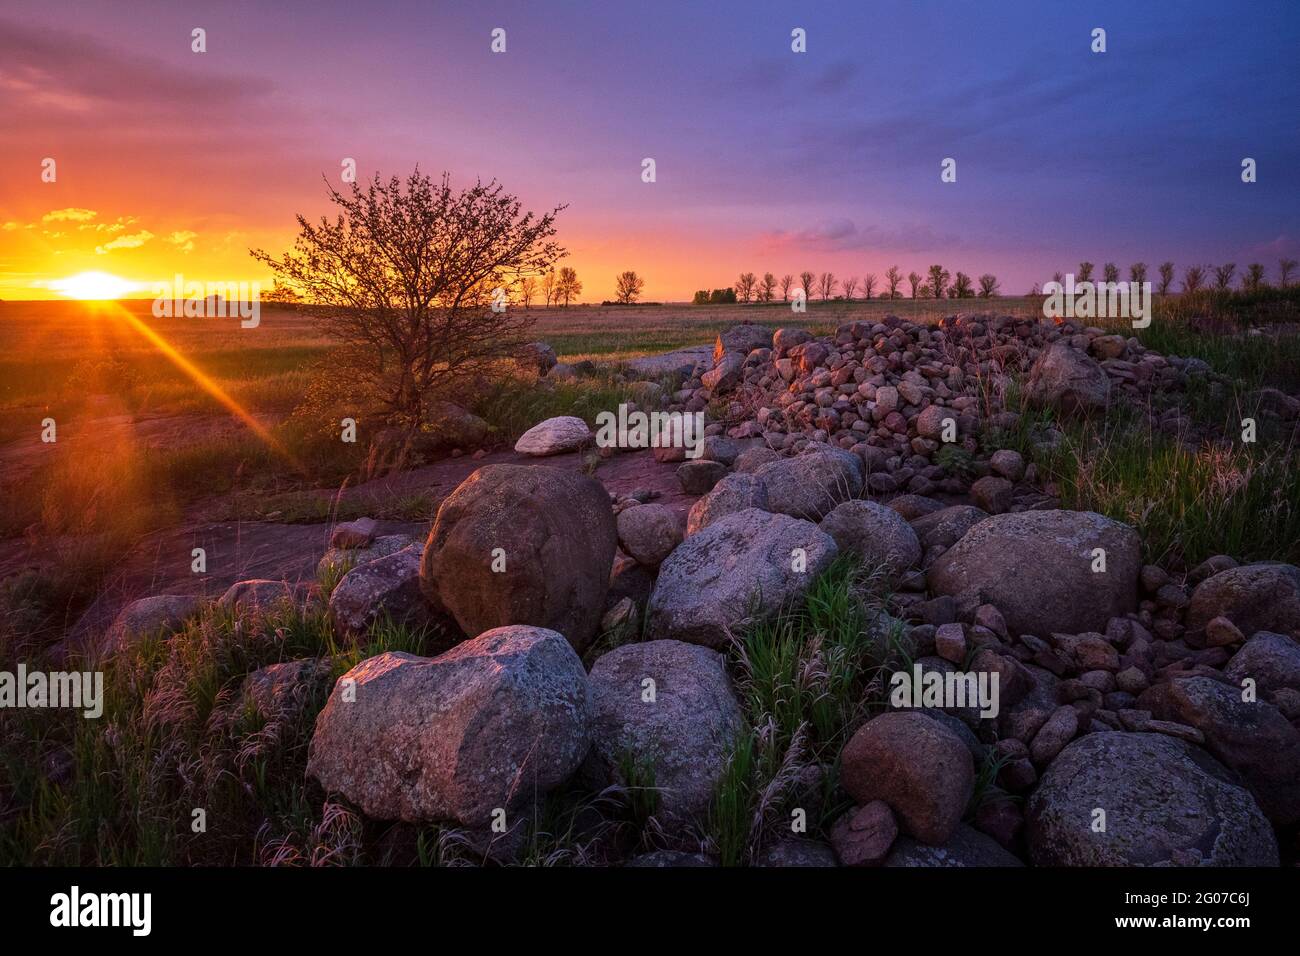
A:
<box><xmin>829</xmin><ymin>801</ymin><xmax>897</xmax><ymax>867</ymax></box>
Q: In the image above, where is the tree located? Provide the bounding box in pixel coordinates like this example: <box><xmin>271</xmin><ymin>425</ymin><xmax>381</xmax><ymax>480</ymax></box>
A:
<box><xmin>818</xmin><ymin>272</ymin><xmax>837</xmax><ymax>300</ymax></box>
<box><xmin>926</xmin><ymin>264</ymin><xmax>949</xmax><ymax>299</ymax></box>
<box><xmin>1243</xmin><ymin>263</ymin><xmax>1266</xmax><ymax>292</ymax></box>
<box><xmin>779</xmin><ymin>274</ymin><xmax>795</xmax><ymax>301</ymax></box>
<box><xmin>799</xmin><ymin>271</ymin><xmax>815</xmax><ymax>300</ymax></box>
<box><xmin>1052</xmin><ymin>271</ymin><xmax>1064</xmax><ymax>287</ymax></box>
<box><xmin>760</xmin><ymin>272</ymin><xmax>777</xmax><ymax>302</ymax></box>
<box><xmin>519</xmin><ymin>276</ymin><xmax>537</xmax><ymax>308</ymax></box>
<box><xmin>1103</xmin><ymin>262</ymin><xmax>1119</xmax><ymax>284</ymax></box>
<box><xmin>692</xmin><ymin>290</ymin><xmax>710</xmax><ymax>305</ymax></box>
<box><xmin>1129</xmin><ymin>262</ymin><xmax>1148</xmax><ymax>286</ymax></box>
<box><xmin>1280</xmin><ymin>258</ymin><xmax>1298</xmax><ymax>287</ymax></box>
<box><xmin>977</xmin><ymin>273</ymin><xmax>999</xmax><ymax>298</ymax></box>
<box><xmin>861</xmin><ymin>273</ymin><xmax>877</xmax><ymax>300</ymax></box>
<box><xmin>251</xmin><ymin>169</ymin><xmax>564</xmax><ymax>424</ymax></box>
<box><xmin>885</xmin><ymin>265</ymin><xmax>902</xmax><ymax>299</ymax></box>
<box><xmin>541</xmin><ymin>268</ymin><xmax>557</xmax><ymax>307</ymax></box>
<box><xmin>950</xmin><ymin>271</ymin><xmax>974</xmax><ymax>298</ymax></box>
<box><xmin>1077</xmin><ymin>261</ymin><xmax>1094</xmax><ymax>283</ymax></box>
<box><xmin>556</xmin><ymin>266</ymin><xmax>582</xmax><ymax>306</ymax></box>
<box><xmin>907</xmin><ymin>271</ymin><xmax>922</xmax><ymax>298</ymax></box>
<box><xmin>1182</xmin><ymin>264</ymin><xmax>1205</xmax><ymax>293</ymax></box>
<box><xmin>736</xmin><ymin>272</ymin><xmax>758</xmax><ymax>302</ymax></box>
<box><xmin>1157</xmin><ymin>262</ymin><xmax>1175</xmax><ymax>295</ymax></box>
<box><xmin>841</xmin><ymin>276</ymin><xmax>859</xmax><ymax>300</ymax></box>
<box><xmin>1212</xmin><ymin>263</ymin><xmax>1236</xmax><ymax>291</ymax></box>
<box><xmin>709</xmin><ymin>288</ymin><xmax>737</xmax><ymax>304</ymax></box>
<box><xmin>614</xmin><ymin>270</ymin><xmax>645</xmax><ymax>304</ymax></box>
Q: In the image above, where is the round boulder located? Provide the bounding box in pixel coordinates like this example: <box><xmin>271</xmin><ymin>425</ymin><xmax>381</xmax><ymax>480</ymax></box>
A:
<box><xmin>755</xmin><ymin>445</ymin><xmax>864</xmax><ymax>520</ymax></box>
<box><xmin>686</xmin><ymin>472</ymin><xmax>770</xmax><ymax>536</ymax></box>
<box><xmin>616</xmin><ymin>503</ymin><xmax>682</xmax><ymax>567</ymax></box>
<box><xmin>819</xmin><ymin>499</ymin><xmax>921</xmax><ymax>574</ymax></box>
<box><xmin>1025</xmin><ymin>341</ymin><xmax>1111</xmax><ymax>414</ymax></box>
<box><xmin>514</xmin><ymin>415</ymin><xmax>592</xmax><ymax>456</ymax></box>
<box><xmin>1185</xmin><ymin>563</ymin><xmax>1300</xmax><ymax>641</ymax></box>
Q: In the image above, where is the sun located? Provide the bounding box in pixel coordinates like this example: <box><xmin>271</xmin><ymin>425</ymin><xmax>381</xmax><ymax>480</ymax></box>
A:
<box><xmin>50</xmin><ymin>271</ymin><xmax>138</xmax><ymax>300</ymax></box>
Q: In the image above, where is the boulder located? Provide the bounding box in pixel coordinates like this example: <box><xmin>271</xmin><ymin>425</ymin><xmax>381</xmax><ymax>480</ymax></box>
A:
<box><xmin>239</xmin><ymin>658</ymin><xmax>333</xmax><ymax>721</ymax></box>
<box><xmin>757</xmin><ymin>838</ymin><xmax>838</xmax><ymax>867</ymax></box>
<box><xmin>1224</xmin><ymin>631</ymin><xmax>1300</xmax><ymax>697</ymax></box>
<box><xmin>755</xmin><ymin>446</ymin><xmax>863</xmax><ymax>520</ymax></box>
<box><xmin>318</xmin><ymin>534</ymin><xmax>417</xmax><ymax>581</ymax></box>
<box><xmin>616</xmin><ymin>504</ymin><xmax>682</xmax><ymax>567</ymax></box>
<box><xmin>420</xmin><ymin>464</ymin><xmax>617</xmax><ymax>652</ymax></box>
<box><xmin>733</xmin><ymin>446</ymin><xmax>781</xmax><ymax>473</ymax></box>
<box><xmin>1025</xmin><ymin>341</ymin><xmax>1111</xmax><ymax>414</ymax></box>
<box><xmin>513</xmin><ymin>416</ymin><xmax>592</xmax><ymax>456</ymax></box>
<box><xmin>969</xmin><ymin>476</ymin><xmax>1013</xmax><ymax>514</ymax></box>
<box><xmin>306</xmin><ymin>626</ymin><xmax>590</xmax><ymax>827</ymax></box>
<box><xmin>1026</xmin><ymin>732</ymin><xmax>1278</xmax><ymax>866</ymax></box>
<box><xmin>927</xmin><ymin>510</ymin><xmax>1141</xmax><ymax>636</ymax></box>
<box><xmin>218</xmin><ymin>579</ymin><xmax>309</xmax><ymax>616</ymax></box>
<box><xmin>329</xmin><ymin>544</ymin><xmax>432</xmax><ymax>638</ymax></box>
<box><xmin>909</xmin><ymin>506</ymin><xmax>989</xmax><ymax>551</ymax></box>
<box><xmin>586</xmin><ymin>640</ymin><xmax>744</xmax><ymax>821</ymax></box>
<box><xmin>330</xmin><ymin>517</ymin><xmax>378</xmax><ymax>550</ymax></box>
<box><xmin>884</xmin><ymin>824</ymin><xmax>1023</xmax><ymax>867</ymax></box>
<box><xmin>839</xmin><ymin>711</ymin><xmax>974</xmax><ymax>845</ymax></box>
<box><xmin>1140</xmin><ymin>676</ymin><xmax>1300</xmax><ymax>825</ymax></box>
<box><xmin>646</xmin><ymin>509</ymin><xmax>838</xmax><ymax>648</ymax></box>
<box><xmin>713</xmin><ymin>324</ymin><xmax>772</xmax><ymax>361</ymax></box>
<box><xmin>516</xmin><ymin>341</ymin><xmax>558</xmax><ymax>376</ymax></box>
<box><xmin>676</xmin><ymin>459</ymin><xmax>728</xmax><ymax>495</ymax></box>
<box><xmin>818</xmin><ymin>499</ymin><xmax>921</xmax><ymax>573</ymax></box>
<box><xmin>701</xmin><ymin>353</ymin><xmax>744</xmax><ymax>392</ymax></box>
<box><xmin>103</xmin><ymin>594</ymin><xmax>203</xmax><ymax>655</ymax></box>
<box><xmin>828</xmin><ymin>801</ymin><xmax>897</xmax><ymax>867</ymax></box>
<box><xmin>1185</xmin><ymin>563</ymin><xmax>1300</xmax><ymax>640</ymax></box>
<box><xmin>686</xmin><ymin>473</ymin><xmax>770</xmax><ymax>536</ymax></box>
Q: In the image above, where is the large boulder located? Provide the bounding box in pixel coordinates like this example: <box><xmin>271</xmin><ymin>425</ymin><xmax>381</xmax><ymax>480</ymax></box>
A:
<box><xmin>586</xmin><ymin>640</ymin><xmax>744</xmax><ymax>821</ymax></box>
<box><xmin>686</xmin><ymin>473</ymin><xmax>770</xmax><ymax>536</ymax></box>
<box><xmin>103</xmin><ymin>594</ymin><xmax>202</xmax><ymax>655</ymax></box>
<box><xmin>1025</xmin><ymin>341</ymin><xmax>1111</xmax><ymax>414</ymax></box>
<box><xmin>420</xmin><ymin>465</ymin><xmax>616</xmax><ymax>652</ymax></box>
<box><xmin>839</xmin><ymin>711</ymin><xmax>974</xmax><ymax>846</ymax></box>
<box><xmin>909</xmin><ymin>505</ymin><xmax>989</xmax><ymax>551</ymax></box>
<box><xmin>625</xmin><ymin>346</ymin><xmax>712</xmax><ymax>380</ymax></box>
<box><xmin>218</xmin><ymin>579</ymin><xmax>310</xmax><ymax>616</ymax></box>
<box><xmin>513</xmin><ymin>416</ymin><xmax>592</xmax><ymax>456</ymax></box>
<box><xmin>1224</xmin><ymin>631</ymin><xmax>1300</xmax><ymax>697</ymax></box>
<box><xmin>701</xmin><ymin>353</ymin><xmax>744</xmax><ymax>392</ymax></box>
<box><xmin>1185</xmin><ymin>563</ymin><xmax>1300</xmax><ymax>641</ymax></box>
<box><xmin>318</xmin><ymin>533</ymin><xmax>417</xmax><ymax>581</ymax></box>
<box><xmin>1140</xmin><ymin>676</ymin><xmax>1300</xmax><ymax>825</ymax></box>
<box><xmin>646</xmin><ymin>509</ymin><xmax>838</xmax><ymax>648</ymax></box>
<box><xmin>516</xmin><ymin>341</ymin><xmax>558</xmax><ymax>376</ymax></box>
<box><xmin>927</xmin><ymin>510</ymin><xmax>1141</xmax><ymax>636</ymax></box>
<box><xmin>1026</xmin><ymin>732</ymin><xmax>1278</xmax><ymax>866</ymax></box>
<box><xmin>754</xmin><ymin>446</ymin><xmax>864</xmax><ymax>520</ymax></box>
<box><xmin>329</xmin><ymin>544</ymin><xmax>432</xmax><ymax>638</ymax></box>
<box><xmin>819</xmin><ymin>499</ymin><xmax>921</xmax><ymax>574</ymax></box>
<box><xmin>713</xmin><ymin>324</ymin><xmax>772</xmax><ymax>362</ymax></box>
<box><xmin>306</xmin><ymin>626</ymin><xmax>590</xmax><ymax>827</ymax></box>
<box><xmin>885</xmin><ymin>824</ymin><xmax>1023</xmax><ymax>867</ymax></box>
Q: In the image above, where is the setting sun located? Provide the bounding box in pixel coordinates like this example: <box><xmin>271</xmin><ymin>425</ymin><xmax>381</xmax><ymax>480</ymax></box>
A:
<box><xmin>49</xmin><ymin>271</ymin><xmax>138</xmax><ymax>300</ymax></box>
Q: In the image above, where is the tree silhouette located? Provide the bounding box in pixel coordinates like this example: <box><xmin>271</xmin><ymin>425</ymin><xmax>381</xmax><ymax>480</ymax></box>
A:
<box><xmin>977</xmin><ymin>273</ymin><xmax>999</xmax><ymax>298</ymax></box>
<box><xmin>926</xmin><ymin>264</ymin><xmax>949</xmax><ymax>299</ymax></box>
<box><xmin>556</xmin><ymin>266</ymin><xmax>582</xmax><ymax>306</ymax></box>
<box><xmin>614</xmin><ymin>270</ymin><xmax>645</xmax><ymax>304</ymax></box>
<box><xmin>1157</xmin><ymin>262</ymin><xmax>1175</xmax><ymax>295</ymax></box>
<box><xmin>885</xmin><ymin>266</ymin><xmax>902</xmax><ymax>299</ymax></box>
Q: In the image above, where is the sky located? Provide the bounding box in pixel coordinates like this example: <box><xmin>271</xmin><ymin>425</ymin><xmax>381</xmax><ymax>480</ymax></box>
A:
<box><xmin>1</xmin><ymin>0</ymin><xmax>1297</xmax><ymax>302</ymax></box>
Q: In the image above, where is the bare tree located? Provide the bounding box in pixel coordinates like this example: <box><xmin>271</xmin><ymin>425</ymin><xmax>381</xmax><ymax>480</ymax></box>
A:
<box><xmin>1212</xmin><ymin>263</ymin><xmax>1236</xmax><ymax>291</ymax></box>
<box><xmin>1129</xmin><ymin>262</ymin><xmax>1148</xmax><ymax>287</ymax></box>
<box><xmin>614</xmin><ymin>270</ymin><xmax>645</xmax><ymax>304</ymax></box>
<box><xmin>926</xmin><ymin>264</ymin><xmax>949</xmax><ymax>299</ymax></box>
<box><xmin>1103</xmin><ymin>262</ymin><xmax>1119</xmax><ymax>284</ymax></box>
<box><xmin>1182</xmin><ymin>264</ymin><xmax>1205</xmax><ymax>293</ymax></box>
<box><xmin>542</xmin><ymin>268</ymin><xmax>557</xmax><ymax>307</ymax></box>
<box><xmin>736</xmin><ymin>272</ymin><xmax>758</xmax><ymax>302</ymax></box>
<box><xmin>556</xmin><ymin>266</ymin><xmax>582</xmax><ymax>306</ymax></box>
<box><xmin>841</xmin><ymin>276</ymin><xmax>859</xmax><ymax>300</ymax></box>
<box><xmin>950</xmin><ymin>271</ymin><xmax>974</xmax><ymax>298</ymax></box>
<box><xmin>760</xmin><ymin>272</ymin><xmax>777</xmax><ymax>302</ymax></box>
<box><xmin>779</xmin><ymin>274</ymin><xmax>795</xmax><ymax>300</ymax></box>
<box><xmin>977</xmin><ymin>273</ymin><xmax>999</xmax><ymax>298</ymax></box>
<box><xmin>1243</xmin><ymin>263</ymin><xmax>1266</xmax><ymax>292</ymax></box>
<box><xmin>1077</xmin><ymin>261</ymin><xmax>1095</xmax><ymax>283</ymax></box>
<box><xmin>519</xmin><ymin>276</ymin><xmax>537</xmax><ymax>309</ymax></box>
<box><xmin>1052</xmin><ymin>271</ymin><xmax>1064</xmax><ymax>287</ymax></box>
<box><xmin>1157</xmin><ymin>262</ymin><xmax>1175</xmax><ymax>295</ymax></box>
<box><xmin>907</xmin><ymin>271</ymin><xmax>922</xmax><ymax>298</ymax></box>
<box><xmin>1280</xmin><ymin>258</ymin><xmax>1298</xmax><ymax>287</ymax></box>
<box><xmin>863</xmin><ymin>273</ymin><xmax>878</xmax><ymax>300</ymax></box>
<box><xmin>799</xmin><ymin>270</ymin><xmax>815</xmax><ymax>301</ymax></box>
<box><xmin>817</xmin><ymin>272</ymin><xmax>837</xmax><ymax>300</ymax></box>
<box><xmin>251</xmin><ymin>169</ymin><xmax>564</xmax><ymax>424</ymax></box>
<box><xmin>885</xmin><ymin>265</ymin><xmax>902</xmax><ymax>299</ymax></box>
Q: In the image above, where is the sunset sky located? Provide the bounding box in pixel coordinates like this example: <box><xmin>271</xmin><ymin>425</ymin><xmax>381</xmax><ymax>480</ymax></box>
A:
<box><xmin>2</xmin><ymin>0</ymin><xmax>1297</xmax><ymax>302</ymax></box>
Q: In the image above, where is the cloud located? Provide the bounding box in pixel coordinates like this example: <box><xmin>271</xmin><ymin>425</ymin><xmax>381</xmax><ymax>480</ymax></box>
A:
<box><xmin>95</xmin><ymin>230</ymin><xmax>154</xmax><ymax>254</ymax></box>
<box><xmin>42</xmin><ymin>207</ymin><xmax>97</xmax><ymax>223</ymax></box>
<box><xmin>761</xmin><ymin>218</ymin><xmax>958</xmax><ymax>254</ymax></box>
<box><xmin>167</xmin><ymin>230</ymin><xmax>198</xmax><ymax>253</ymax></box>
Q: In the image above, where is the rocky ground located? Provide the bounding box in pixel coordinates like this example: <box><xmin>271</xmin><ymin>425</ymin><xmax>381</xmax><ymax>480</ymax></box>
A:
<box><xmin>95</xmin><ymin>314</ymin><xmax>1300</xmax><ymax>866</ymax></box>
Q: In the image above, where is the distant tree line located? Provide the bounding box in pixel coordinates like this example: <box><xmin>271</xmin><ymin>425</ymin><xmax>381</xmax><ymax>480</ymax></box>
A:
<box><xmin>692</xmin><ymin>265</ymin><xmax>1002</xmax><ymax>304</ymax></box>
<box><xmin>1045</xmin><ymin>259</ymin><xmax>1297</xmax><ymax>296</ymax></box>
